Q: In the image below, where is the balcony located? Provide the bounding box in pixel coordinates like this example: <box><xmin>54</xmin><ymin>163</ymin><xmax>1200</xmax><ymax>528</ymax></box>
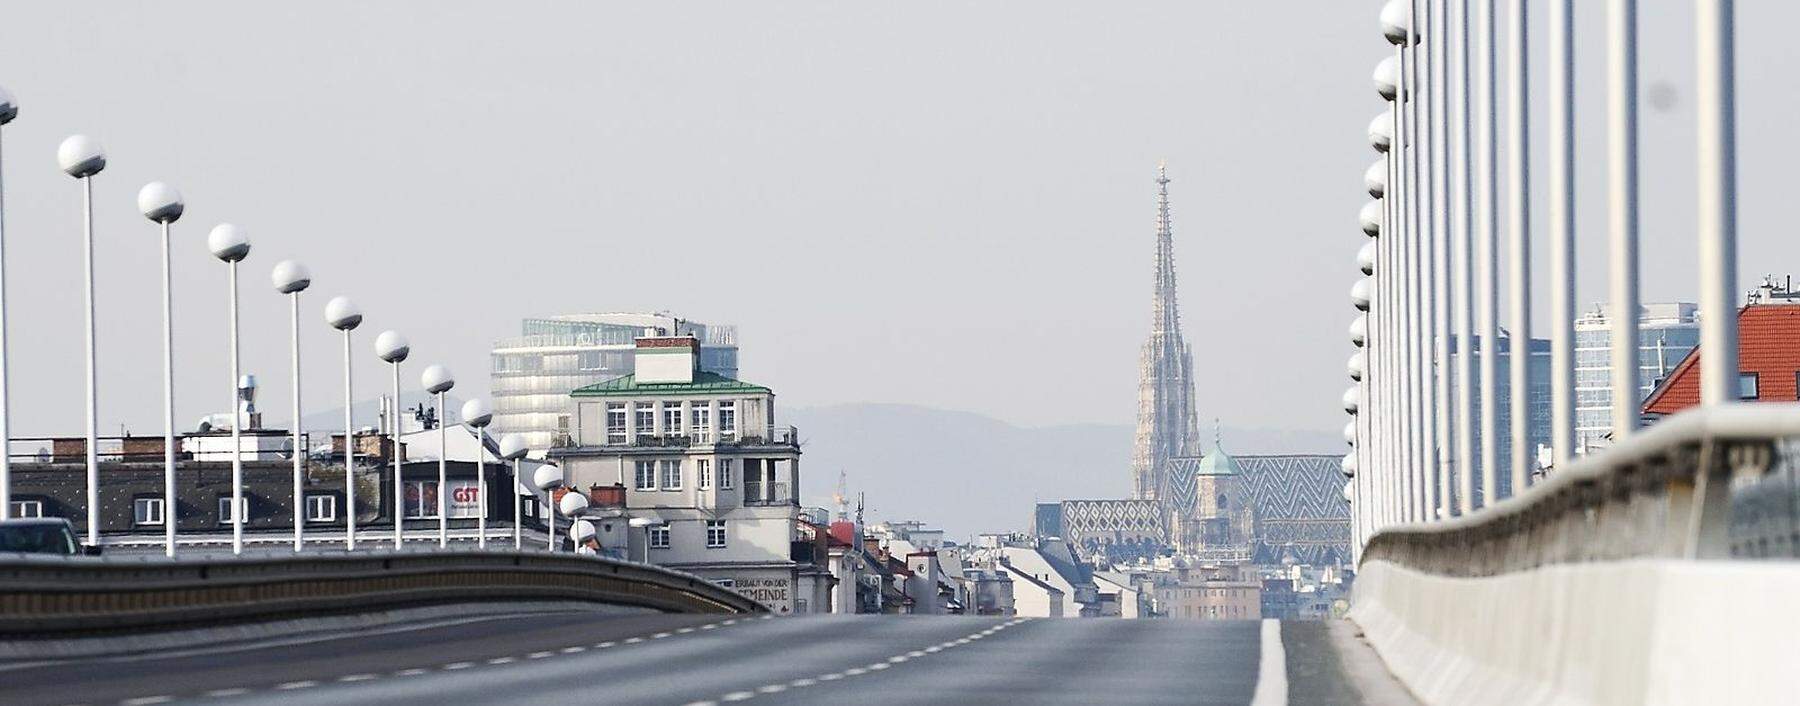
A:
<box><xmin>593</xmin><ymin>426</ymin><xmax>800</xmax><ymax>450</ymax></box>
<box><xmin>742</xmin><ymin>482</ymin><xmax>792</xmax><ymax>507</ymax></box>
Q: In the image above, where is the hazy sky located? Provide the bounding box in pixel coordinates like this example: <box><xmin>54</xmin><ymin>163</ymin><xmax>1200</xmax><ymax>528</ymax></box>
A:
<box><xmin>1</xmin><ymin>2</ymin><xmax>1798</xmax><ymax>442</ymax></box>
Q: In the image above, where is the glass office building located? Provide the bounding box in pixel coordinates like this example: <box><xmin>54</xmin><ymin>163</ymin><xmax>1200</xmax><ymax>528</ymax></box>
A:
<box><xmin>1572</xmin><ymin>303</ymin><xmax>1700</xmax><ymax>453</ymax></box>
<box><xmin>490</xmin><ymin>314</ymin><xmax>738</xmax><ymax>450</ymax></box>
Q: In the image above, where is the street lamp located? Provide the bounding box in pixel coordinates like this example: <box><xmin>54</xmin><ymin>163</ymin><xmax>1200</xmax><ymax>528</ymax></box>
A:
<box><xmin>498</xmin><ymin>433</ymin><xmax>529</xmax><ymax>550</ymax></box>
<box><xmin>1351</xmin><ymin>278</ymin><xmax>1372</xmax><ymax>311</ymax></box>
<box><xmin>1348</xmin><ymin>352</ymin><xmax>1365</xmax><ymax>382</ymax></box>
<box><xmin>558</xmin><ymin>489</ymin><xmax>589</xmax><ymax>553</ymax></box>
<box><xmin>570</xmin><ymin>519</ymin><xmax>597</xmax><ymax>556</ymax></box>
<box><xmin>138</xmin><ymin>182</ymin><xmax>184</xmax><ymax>556</ymax></box>
<box><xmin>420</xmin><ymin>364</ymin><xmax>455</xmax><ymax>547</ymax></box>
<box><xmin>0</xmin><ymin>87</ymin><xmax>14</xmax><ymax>522</ymax></box>
<box><xmin>207</xmin><ymin>223</ymin><xmax>251</xmax><ymax>555</ymax></box>
<box><xmin>1342</xmin><ymin>386</ymin><xmax>1361</xmax><ymax>415</ymax></box>
<box><xmin>374</xmin><ymin>331</ymin><xmax>409</xmax><ymax>548</ymax></box>
<box><xmin>272</xmin><ymin>261</ymin><xmax>311</xmax><ymax>551</ymax></box>
<box><xmin>461</xmin><ymin>398</ymin><xmax>493</xmax><ymax>549</ymax></box>
<box><xmin>531</xmin><ymin>464</ymin><xmax>562</xmax><ymax>551</ymax></box>
<box><xmin>326</xmin><ymin>296</ymin><xmax>362</xmax><ymax>550</ymax></box>
<box><xmin>1349</xmin><ymin>314</ymin><xmax>1368</xmax><ymax>348</ymax></box>
<box><xmin>628</xmin><ymin>516</ymin><xmax>664</xmax><ymax>564</ymax></box>
<box><xmin>1359</xmin><ymin>200</ymin><xmax>1383</xmax><ymax>238</ymax></box>
<box><xmin>1357</xmin><ymin>241</ymin><xmax>1377</xmax><ymax>276</ymax></box>
<box><xmin>58</xmin><ymin>134</ymin><xmax>105</xmax><ymax>547</ymax></box>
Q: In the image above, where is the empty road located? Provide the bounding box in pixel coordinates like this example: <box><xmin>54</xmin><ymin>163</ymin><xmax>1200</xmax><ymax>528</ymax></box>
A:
<box><xmin>1</xmin><ymin>610</ymin><xmax>1393</xmax><ymax>705</ymax></box>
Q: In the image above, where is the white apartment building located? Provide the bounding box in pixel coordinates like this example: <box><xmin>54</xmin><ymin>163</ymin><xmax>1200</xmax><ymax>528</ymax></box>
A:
<box><xmin>548</xmin><ymin>335</ymin><xmax>830</xmax><ymax>614</ymax></box>
<box><xmin>491</xmin><ymin>314</ymin><xmax>738</xmax><ymax>451</ymax></box>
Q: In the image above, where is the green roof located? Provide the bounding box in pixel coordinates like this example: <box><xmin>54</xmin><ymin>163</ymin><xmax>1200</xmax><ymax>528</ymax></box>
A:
<box><xmin>1195</xmin><ymin>443</ymin><xmax>1242</xmax><ymax>476</ymax></box>
<box><xmin>570</xmin><ymin>371</ymin><xmax>771</xmax><ymax>398</ymax></box>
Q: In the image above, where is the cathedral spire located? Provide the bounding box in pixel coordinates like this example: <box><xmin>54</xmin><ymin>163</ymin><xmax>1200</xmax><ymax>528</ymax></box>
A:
<box><xmin>1132</xmin><ymin>161</ymin><xmax>1202</xmax><ymax>504</ymax></box>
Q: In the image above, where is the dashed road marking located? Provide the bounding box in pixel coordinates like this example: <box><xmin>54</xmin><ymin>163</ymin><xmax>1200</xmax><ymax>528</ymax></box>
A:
<box><xmin>275</xmin><ymin>680</ymin><xmax>319</xmax><ymax>690</ymax></box>
<box><xmin>653</xmin><ymin>632</ymin><xmax>673</xmax><ymax>639</ymax></box>
<box><xmin>561</xmin><ymin>646</ymin><xmax>586</xmax><ymax>654</ymax></box>
<box><xmin>625</xmin><ymin>637</ymin><xmax>645</xmax><ymax>644</ymax></box>
<box><xmin>722</xmin><ymin>691</ymin><xmax>756</xmax><ymax>702</ymax></box>
<box><xmin>596</xmin><ymin>641</ymin><xmax>617</xmax><ymax>648</ymax></box>
<box><xmin>488</xmin><ymin>657</ymin><xmax>517</xmax><ymax>665</ymax></box>
<box><xmin>121</xmin><ymin>697</ymin><xmax>173</xmax><ymax>706</ymax></box>
<box><xmin>528</xmin><ymin>651</ymin><xmax>555</xmax><ymax>659</ymax></box>
<box><xmin>757</xmin><ymin>684</ymin><xmax>786</xmax><ymax>694</ymax></box>
<box><xmin>396</xmin><ymin>668</ymin><xmax>430</xmax><ymax>677</ymax></box>
<box><xmin>442</xmin><ymin>662</ymin><xmax>475</xmax><ymax>671</ymax></box>
<box><xmin>205</xmin><ymin>688</ymin><xmax>250</xmax><ymax>697</ymax></box>
<box><xmin>339</xmin><ymin>673</ymin><xmax>378</xmax><ymax>682</ymax></box>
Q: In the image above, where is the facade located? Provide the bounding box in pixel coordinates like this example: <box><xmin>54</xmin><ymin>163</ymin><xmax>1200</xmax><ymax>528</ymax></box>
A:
<box><xmin>547</xmin><ymin>335</ymin><xmax>830</xmax><ymax>614</ymax></box>
<box><xmin>1131</xmin><ymin>164</ymin><xmax>1202</xmax><ymax>511</ymax></box>
<box><xmin>1573</xmin><ymin>303</ymin><xmax>1700</xmax><ymax>452</ymax></box>
<box><xmin>491</xmin><ymin>314</ymin><xmax>738</xmax><ymax>450</ymax></box>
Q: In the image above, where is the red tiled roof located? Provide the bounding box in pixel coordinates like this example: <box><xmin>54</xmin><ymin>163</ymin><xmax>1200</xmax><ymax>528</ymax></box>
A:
<box><xmin>1642</xmin><ymin>305</ymin><xmax>1800</xmax><ymax>415</ymax></box>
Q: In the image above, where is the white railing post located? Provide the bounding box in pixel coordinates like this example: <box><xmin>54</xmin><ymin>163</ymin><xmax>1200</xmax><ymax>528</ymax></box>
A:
<box><xmin>1549</xmin><ymin>0</ymin><xmax>1576</xmax><ymax>469</ymax></box>
<box><xmin>1506</xmin><ymin>0</ymin><xmax>1533</xmax><ymax>497</ymax></box>
<box><xmin>1695</xmin><ymin>0</ymin><xmax>1737</xmax><ymax>408</ymax></box>
<box><xmin>1607</xmin><ymin>0</ymin><xmax>1641</xmax><ymax>441</ymax></box>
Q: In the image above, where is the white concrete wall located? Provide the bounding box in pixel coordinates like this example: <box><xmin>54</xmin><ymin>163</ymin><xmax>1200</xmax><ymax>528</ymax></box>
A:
<box><xmin>1352</xmin><ymin>559</ymin><xmax>1800</xmax><ymax>706</ymax></box>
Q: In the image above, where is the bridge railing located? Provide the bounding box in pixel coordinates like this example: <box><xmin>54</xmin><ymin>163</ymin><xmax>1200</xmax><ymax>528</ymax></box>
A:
<box><xmin>1361</xmin><ymin>404</ymin><xmax>1800</xmax><ymax>575</ymax></box>
<box><xmin>0</xmin><ymin>548</ymin><xmax>765</xmax><ymax>637</ymax></box>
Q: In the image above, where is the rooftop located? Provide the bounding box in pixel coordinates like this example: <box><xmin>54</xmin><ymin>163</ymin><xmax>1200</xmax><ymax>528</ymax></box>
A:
<box><xmin>569</xmin><ymin>371</ymin><xmax>771</xmax><ymax>398</ymax></box>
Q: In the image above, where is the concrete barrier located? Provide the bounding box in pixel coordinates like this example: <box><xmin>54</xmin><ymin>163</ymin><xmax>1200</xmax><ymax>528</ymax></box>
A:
<box><xmin>0</xmin><ymin>549</ymin><xmax>765</xmax><ymax>637</ymax></box>
<box><xmin>1352</xmin><ymin>558</ymin><xmax>1800</xmax><ymax>706</ymax></box>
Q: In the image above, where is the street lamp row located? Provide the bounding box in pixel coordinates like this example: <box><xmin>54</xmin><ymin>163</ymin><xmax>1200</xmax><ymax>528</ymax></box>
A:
<box><xmin>0</xmin><ymin>90</ymin><xmax>577</xmax><ymax>558</ymax></box>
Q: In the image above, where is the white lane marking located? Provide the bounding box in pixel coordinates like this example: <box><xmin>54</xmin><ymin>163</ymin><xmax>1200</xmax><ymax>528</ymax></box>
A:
<box><xmin>924</xmin><ymin>646</ymin><xmax>942</xmax><ymax>653</ymax></box>
<box><xmin>528</xmin><ymin>651</ymin><xmax>555</xmax><ymax>659</ymax></box>
<box><xmin>790</xmin><ymin>678</ymin><xmax>817</xmax><ymax>688</ymax></box>
<box><xmin>653</xmin><ymin>632</ymin><xmax>673</xmax><ymax>639</ymax></box>
<box><xmin>757</xmin><ymin>684</ymin><xmax>787</xmax><ymax>694</ymax></box>
<box><xmin>700</xmin><ymin>623</ymin><xmax>718</xmax><ymax>630</ymax></box>
<box><xmin>906</xmin><ymin>650</ymin><xmax>926</xmax><ymax>658</ymax></box>
<box><xmin>819</xmin><ymin>672</ymin><xmax>844</xmax><ymax>681</ymax></box>
<box><xmin>722</xmin><ymin>619</ymin><xmax>738</xmax><ymax>626</ymax></box>
<box><xmin>722</xmin><ymin>691</ymin><xmax>756</xmax><ymax>702</ymax></box>
<box><xmin>625</xmin><ymin>637</ymin><xmax>645</xmax><ymax>644</ymax></box>
<box><xmin>1250</xmin><ymin>619</ymin><xmax>1288</xmax><ymax>706</ymax></box>
<box><xmin>677</xmin><ymin>627</ymin><xmax>696</xmax><ymax>634</ymax></box>
<box><xmin>886</xmin><ymin>655</ymin><xmax>908</xmax><ymax>664</ymax></box>
<box><xmin>205</xmin><ymin>688</ymin><xmax>250</xmax><ymax>697</ymax></box>
<box><xmin>683</xmin><ymin>702</ymin><xmax>719</xmax><ymax>706</ymax></box>
<box><xmin>561</xmin><ymin>646</ymin><xmax>586</xmax><ymax>654</ymax></box>
<box><xmin>275</xmin><ymin>680</ymin><xmax>320</xmax><ymax>690</ymax></box>
<box><xmin>121</xmin><ymin>697</ymin><xmax>173</xmax><ymax>705</ymax></box>
<box><xmin>596</xmin><ymin>641</ymin><xmax>618</xmax><ymax>648</ymax></box>
<box><xmin>396</xmin><ymin>668</ymin><xmax>430</xmax><ymax>677</ymax></box>
<box><xmin>339</xmin><ymin>673</ymin><xmax>378</xmax><ymax>682</ymax></box>
<box><xmin>844</xmin><ymin>667</ymin><xmax>867</xmax><ymax>676</ymax></box>
<box><xmin>867</xmin><ymin>662</ymin><xmax>890</xmax><ymax>671</ymax></box>
<box><xmin>488</xmin><ymin>657</ymin><xmax>517</xmax><ymax>665</ymax></box>
<box><xmin>443</xmin><ymin>662</ymin><xmax>475</xmax><ymax>670</ymax></box>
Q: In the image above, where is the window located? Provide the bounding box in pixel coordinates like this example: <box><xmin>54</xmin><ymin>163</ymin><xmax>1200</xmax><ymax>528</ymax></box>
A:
<box><xmin>635</xmin><ymin>460</ymin><xmax>657</xmax><ymax>491</ymax></box>
<box><xmin>712</xmin><ymin>578</ymin><xmax>736</xmax><ymax>589</ymax></box>
<box><xmin>719</xmin><ymin>459</ymin><xmax>735</xmax><ymax>490</ymax></box>
<box><xmin>305</xmin><ymin>494</ymin><xmax>338</xmax><ymax>522</ymax></box>
<box><xmin>705</xmin><ymin>520</ymin><xmax>727</xmax><ymax>548</ymax></box>
<box><xmin>698</xmin><ymin>459</ymin><xmax>713</xmax><ymax>490</ymax></box>
<box><xmin>635</xmin><ymin>405</ymin><xmax>655</xmax><ymax>437</ymax></box>
<box><xmin>134</xmin><ymin>497</ymin><xmax>165</xmax><ymax>526</ymax></box>
<box><xmin>647</xmin><ymin>525</ymin><xmax>670</xmax><ymax>548</ymax></box>
<box><xmin>218</xmin><ymin>497</ymin><xmax>248</xmax><ymax>524</ymax></box>
<box><xmin>1739</xmin><ymin>372</ymin><xmax>1760</xmax><ymax>400</ymax></box>
<box><xmin>403</xmin><ymin>481</ymin><xmax>480</xmax><ymax>519</ymax></box>
<box><xmin>718</xmin><ymin>402</ymin><xmax>737</xmax><ymax>440</ymax></box>
<box><xmin>660</xmin><ymin>460</ymin><xmax>683</xmax><ymax>490</ymax></box>
<box><xmin>662</xmin><ymin>404</ymin><xmax>683</xmax><ymax>436</ymax></box>
<box><xmin>9</xmin><ymin>499</ymin><xmax>43</xmax><ymax>518</ymax></box>
<box><xmin>606</xmin><ymin>403</ymin><xmax>627</xmax><ymax>444</ymax></box>
<box><xmin>691</xmin><ymin>406</ymin><xmax>712</xmax><ymax>443</ymax></box>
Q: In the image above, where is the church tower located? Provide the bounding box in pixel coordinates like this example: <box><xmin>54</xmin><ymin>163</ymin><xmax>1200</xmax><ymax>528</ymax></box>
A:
<box><xmin>1130</xmin><ymin>162</ymin><xmax>1202</xmax><ymax>505</ymax></box>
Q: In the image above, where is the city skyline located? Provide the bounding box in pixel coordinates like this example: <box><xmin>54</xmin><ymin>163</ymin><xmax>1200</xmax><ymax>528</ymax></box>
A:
<box><xmin>1</xmin><ymin>3</ymin><xmax>1799</xmax><ymax>443</ymax></box>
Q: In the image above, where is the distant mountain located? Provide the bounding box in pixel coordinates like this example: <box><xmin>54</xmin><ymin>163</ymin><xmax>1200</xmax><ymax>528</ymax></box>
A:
<box><xmin>781</xmin><ymin>403</ymin><xmax>1339</xmax><ymax>539</ymax></box>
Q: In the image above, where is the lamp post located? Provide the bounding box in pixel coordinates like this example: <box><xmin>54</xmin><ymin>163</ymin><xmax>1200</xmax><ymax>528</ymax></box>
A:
<box><xmin>420</xmin><ymin>364</ymin><xmax>455</xmax><ymax>547</ymax></box>
<box><xmin>207</xmin><ymin>223</ymin><xmax>251</xmax><ymax>555</ymax></box>
<box><xmin>326</xmin><ymin>297</ymin><xmax>362</xmax><ymax>550</ymax></box>
<box><xmin>461</xmin><ymin>398</ymin><xmax>493</xmax><ymax>548</ymax></box>
<box><xmin>570</xmin><ymin>519</ymin><xmax>596</xmax><ymax>556</ymax></box>
<box><xmin>628</xmin><ymin>516</ymin><xmax>664</xmax><ymax>564</ymax></box>
<box><xmin>0</xmin><ymin>88</ymin><xmax>14</xmax><ymax>522</ymax></box>
<box><xmin>532</xmin><ymin>464</ymin><xmax>562</xmax><ymax>551</ymax></box>
<box><xmin>498</xmin><ymin>433</ymin><xmax>529</xmax><ymax>550</ymax></box>
<box><xmin>374</xmin><ymin>331</ymin><xmax>409</xmax><ymax>549</ymax></box>
<box><xmin>271</xmin><ymin>261</ymin><xmax>311</xmax><ymax>551</ymax></box>
<box><xmin>137</xmin><ymin>182</ymin><xmax>183</xmax><ymax>556</ymax></box>
<box><xmin>558</xmin><ymin>490</ymin><xmax>589</xmax><ymax>553</ymax></box>
<box><xmin>57</xmin><ymin>135</ymin><xmax>105</xmax><ymax>547</ymax></box>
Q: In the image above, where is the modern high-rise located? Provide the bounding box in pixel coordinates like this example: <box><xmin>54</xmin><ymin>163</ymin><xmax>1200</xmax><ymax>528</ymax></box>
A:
<box><xmin>1448</xmin><ymin>331</ymin><xmax>1552</xmax><ymax>501</ymax></box>
<box><xmin>1572</xmin><ymin>303</ymin><xmax>1699</xmax><ymax>453</ymax></box>
<box><xmin>1131</xmin><ymin>163</ymin><xmax>1202</xmax><ymax>506</ymax></box>
<box><xmin>490</xmin><ymin>314</ymin><xmax>738</xmax><ymax>450</ymax></box>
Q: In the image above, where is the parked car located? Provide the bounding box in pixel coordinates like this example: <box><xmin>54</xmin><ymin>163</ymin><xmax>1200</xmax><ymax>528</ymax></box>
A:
<box><xmin>0</xmin><ymin>518</ymin><xmax>99</xmax><ymax>556</ymax></box>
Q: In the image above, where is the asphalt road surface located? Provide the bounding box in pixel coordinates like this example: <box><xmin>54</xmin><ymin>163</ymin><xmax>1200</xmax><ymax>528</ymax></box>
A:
<box><xmin>0</xmin><ymin>611</ymin><xmax>1392</xmax><ymax>705</ymax></box>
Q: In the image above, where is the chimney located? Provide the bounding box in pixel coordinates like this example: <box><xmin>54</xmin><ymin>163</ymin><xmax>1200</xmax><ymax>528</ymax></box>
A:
<box><xmin>633</xmin><ymin>335</ymin><xmax>699</xmax><ymax>384</ymax></box>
